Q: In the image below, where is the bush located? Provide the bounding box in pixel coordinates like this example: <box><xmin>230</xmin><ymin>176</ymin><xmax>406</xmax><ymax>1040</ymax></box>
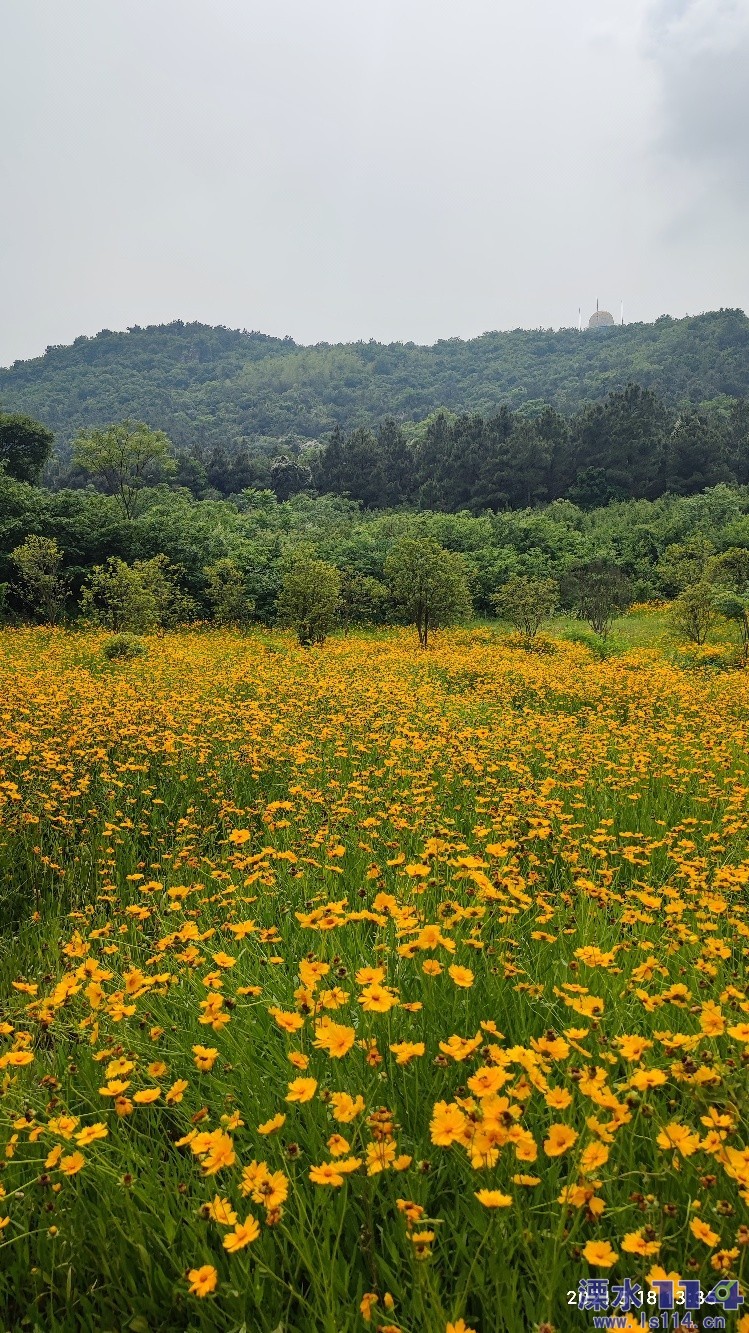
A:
<box><xmin>101</xmin><ymin>633</ymin><xmax>148</xmax><ymax>661</ymax></box>
<box><xmin>503</xmin><ymin>631</ymin><xmax>557</xmax><ymax>654</ymax></box>
<box><xmin>562</xmin><ymin>626</ymin><xmax>625</xmax><ymax>659</ymax></box>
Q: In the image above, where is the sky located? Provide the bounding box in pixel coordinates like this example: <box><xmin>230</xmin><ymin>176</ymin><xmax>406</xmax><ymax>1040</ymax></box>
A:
<box><xmin>1</xmin><ymin>0</ymin><xmax>748</xmax><ymax>366</ymax></box>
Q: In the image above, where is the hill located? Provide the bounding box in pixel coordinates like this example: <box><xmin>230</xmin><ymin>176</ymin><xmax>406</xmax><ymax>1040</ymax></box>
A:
<box><xmin>1</xmin><ymin>309</ymin><xmax>748</xmax><ymax>451</ymax></box>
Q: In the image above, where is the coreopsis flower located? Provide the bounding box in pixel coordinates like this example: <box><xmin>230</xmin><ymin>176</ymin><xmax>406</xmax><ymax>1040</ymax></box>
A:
<box><xmin>622</xmin><ymin>1229</ymin><xmax>660</xmax><ymax>1256</ymax></box>
<box><xmin>389</xmin><ymin>1042</ymin><xmax>425</xmax><ymax>1065</ymax></box>
<box><xmin>358</xmin><ymin>983</ymin><xmax>399</xmax><ymax>1013</ymax></box>
<box><xmin>206</xmin><ymin>1196</ymin><xmax>237</xmax><ymax>1226</ymax></box>
<box><xmin>656</xmin><ymin>1123</ymin><xmax>699</xmax><ymax>1157</ymax></box>
<box><xmin>187</xmin><ymin>1264</ymin><xmax>218</xmax><ymax>1296</ymax></box>
<box><xmin>309</xmin><ymin>1162</ymin><xmax>345</xmax><ymax>1187</ymax></box>
<box><xmin>223</xmin><ymin>1215</ymin><xmax>260</xmax><ymax>1252</ymax></box>
<box><xmin>258</xmin><ymin>1113</ymin><xmax>286</xmax><ymax>1135</ymax></box>
<box><xmin>582</xmin><ymin>1240</ymin><xmax>618</xmax><ymax>1267</ymax></box>
<box><xmin>430</xmin><ymin>1101</ymin><xmax>467</xmax><ymax>1146</ymax></box>
<box><xmin>270</xmin><ymin>1008</ymin><xmax>305</xmax><ymax>1033</ymax></box>
<box><xmin>448</xmin><ymin>965</ymin><xmax>474</xmax><ymax>988</ymax></box>
<box><xmin>330</xmin><ymin>1092</ymin><xmax>365</xmax><ymax>1122</ymax></box>
<box><xmin>192</xmin><ymin>1045</ymin><xmax>219</xmax><ymax>1072</ymax></box>
<box><xmin>133</xmin><ymin>1088</ymin><xmax>161</xmax><ymax>1105</ymax></box>
<box><xmin>313</xmin><ymin>1020</ymin><xmax>356</xmax><ymax>1058</ymax></box>
<box><xmin>59</xmin><ymin>1152</ymin><xmax>86</xmax><ymax>1176</ymax></box>
<box><xmin>474</xmin><ymin>1190</ymin><xmax>512</xmax><ymax>1207</ymax></box>
<box><xmin>285</xmin><ymin>1076</ymin><xmax>317</xmax><ymax>1103</ymax></box>
<box><xmin>690</xmin><ymin>1217</ymin><xmax>720</xmax><ymax>1246</ymax></box>
<box><xmin>543</xmin><ymin>1124</ymin><xmax>578</xmax><ymax>1157</ymax></box>
<box><xmin>74</xmin><ymin>1123</ymin><xmax>108</xmax><ymax>1146</ymax></box>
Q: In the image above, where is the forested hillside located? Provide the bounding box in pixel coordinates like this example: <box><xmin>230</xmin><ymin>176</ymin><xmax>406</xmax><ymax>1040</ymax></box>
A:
<box><xmin>2</xmin><ymin>309</ymin><xmax>748</xmax><ymax>451</ymax></box>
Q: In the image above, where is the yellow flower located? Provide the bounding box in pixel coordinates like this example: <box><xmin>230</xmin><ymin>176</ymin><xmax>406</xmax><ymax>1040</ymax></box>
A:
<box><xmin>330</xmin><ymin>1092</ymin><xmax>365</xmax><ymax>1122</ymax></box>
<box><xmin>313</xmin><ymin>1020</ymin><xmax>356</xmax><ymax>1058</ymax></box>
<box><xmin>448</xmin><ymin>965</ymin><xmax>474</xmax><ymax>988</ymax></box>
<box><xmin>285</xmin><ymin>1076</ymin><xmax>317</xmax><ymax>1103</ymax></box>
<box><xmin>133</xmin><ymin>1088</ymin><xmax>161</xmax><ymax>1105</ymax></box>
<box><xmin>258</xmin><ymin>1113</ymin><xmax>286</xmax><ymax>1135</ymax></box>
<box><xmin>690</xmin><ymin>1217</ymin><xmax>720</xmax><ymax>1246</ymax></box>
<box><xmin>74</xmin><ymin>1122</ymin><xmax>108</xmax><ymax>1146</ymax></box>
<box><xmin>186</xmin><ymin>1264</ymin><xmax>218</xmax><ymax>1296</ymax></box>
<box><xmin>207</xmin><ymin>1195</ymin><xmax>237</xmax><ymax>1226</ymax></box>
<box><xmin>358</xmin><ymin>983</ymin><xmax>399</xmax><ymax>1013</ymax></box>
<box><xmin>192</xmin><ymin>1045</ymin><xmax>219</xmax><ymax>1072</ymax></box>
<box><xmin>223</xmin><ymin>1215</ymin><xmax>260</xmax><ymax>1252</ymax></box>
<box><xmin>309</xmin><ymin>1161</ymin><xmax>345</xmax><ymax>1187</ymax></box>
<box><xmin>59</xmin><ymin>1151</ymin><xmax>86</xmax><ymax>1176</ymax></box>
<box><xmin>475</xmin><ymin>1190</ymin><xmax>512</xmax><ymax>1207</ymax></box>
<box><xmin>582</xmin><ymin>1240</ymin><xmax>618</xmax><ymax>1267</ymax></box>
<box><xmin>543</xmin><ymin>1123</ymin><xmax>578</xmax><ymax>1157</ymax></box>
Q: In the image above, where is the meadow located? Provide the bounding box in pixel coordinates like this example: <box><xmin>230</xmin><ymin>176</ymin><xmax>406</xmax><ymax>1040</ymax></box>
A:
<box><xmin>1</xmin><ymin>620</ymin><xmax>748</xmax><ymax>1332</ymax></box>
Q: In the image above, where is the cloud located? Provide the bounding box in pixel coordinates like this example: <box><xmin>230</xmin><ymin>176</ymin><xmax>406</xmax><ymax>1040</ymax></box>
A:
<box><xmin>644</xmin><ymin>0</ymin><xmax>749</xmax><ymax>198</ymax></box>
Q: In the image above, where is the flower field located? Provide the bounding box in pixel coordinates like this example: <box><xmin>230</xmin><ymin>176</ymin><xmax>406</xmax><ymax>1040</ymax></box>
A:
<box><xmin>1</xmin><ymin>625</ymin><xmax>749</xmax><ymax>1332</ymax></box>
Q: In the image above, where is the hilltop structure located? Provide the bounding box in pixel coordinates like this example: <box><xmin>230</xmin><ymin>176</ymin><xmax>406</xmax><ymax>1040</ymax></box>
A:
<box><xmin>588</xmin><ymin>305</ymin><xmax>615</xmax><ymax>329</ymax></box>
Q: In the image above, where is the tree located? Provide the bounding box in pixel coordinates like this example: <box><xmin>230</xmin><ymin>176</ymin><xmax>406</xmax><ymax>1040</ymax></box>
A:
<box><xmin>656</xmin><ymin>537</ymin><xmax>715</xmax><ymax>596</ymax></box>
<box><xmin>276</xmin><ymin>549</ymin><xmax>341</xmax><ymax>645</ymax></box>
<box><xmin>73</xmin><ymin>420</ymin><xmax>175</xmax><ymax>518</ymax></box>
<box><xmin>0</xmin><ymin>412</ymin><xmax>54</xmax><ymax>484</ymax></box>
<box><xmin>204</xmin><ymin>557</ymin><xmax>255</xmax><ymax>626</ymax></box>
<box><xmin>339</xmin><ymin>572</ymin><xmax>390</xmax><ymax>633</ymax></box>
<box><xmin>80</xmin><ymin>555</ymin><xmax>195</xmax><ymax>631</ymax></box>
<box><xmin>706</xmin><ymin>547</ymin><xmax>749</xmax><ymax>594</ymax></box>
<box><xmin>80</xmin><ymin>557</ymin><xmax>159</xmax><ymax>631</ymax></box>
<box><xmin>270</xmin><ymin>455</ymin><xmax>313</xmax><ymax>502</ymax></box>
<box><xmin>384</xmin><ymin>537</ymin><xmax>472</xmax><ymax>648</ymax></box>
<box><xmin>492</xmin><ymin>575</ymin><xmax>558</xmax><ymax>637</ymax></box>
<box><xmin>10</xmin><ymin>535</ymin><xmax>69</xmax><ymax>623</ymax></box>
<box><xmin>713</xmin><ymin>591</ymin><xmax>749</xmax><ymax>665</ymax></box>
<box><xmin>661</xmin><ymin>410</ymin><xmax>729</xmax><ymax>495</ymax></box>
<box><xmin>669</xmin><ymin>582</ymin><xmax>718</xmax><ymax>645</ymax></box>
<box><xmin>562</xmin><ymin>561</ymin><xmax>633</xmax><ymax>638</ymax></box>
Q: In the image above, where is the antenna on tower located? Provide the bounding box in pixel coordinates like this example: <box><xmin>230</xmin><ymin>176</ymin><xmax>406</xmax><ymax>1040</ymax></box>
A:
<box><xmin>620</xmin><ymin>300</ymin><xmax>624</xmax><ymax>326</ymax></box>
<box><xmin>578</xmin><ymin>307</ymin><xmax>582</xmax><ymax>332</ymax></box>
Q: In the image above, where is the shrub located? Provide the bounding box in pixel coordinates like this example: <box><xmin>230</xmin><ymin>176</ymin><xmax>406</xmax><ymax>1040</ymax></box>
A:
<box><xmin>492</xmin><ymin>576</ymin><xmax>558</xmax><ymax>637</ymax></box>
<box><xmin>101</xmin><ymin>633</ymin><xmax>148</xmax><ymax>660</ymax></box>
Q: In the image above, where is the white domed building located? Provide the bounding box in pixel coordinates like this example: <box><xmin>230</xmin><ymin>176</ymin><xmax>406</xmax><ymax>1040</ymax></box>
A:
<box><xmin>588</xmin><ymin>308</ymin><xmax>615</xmax><ymax>329</ymax></box>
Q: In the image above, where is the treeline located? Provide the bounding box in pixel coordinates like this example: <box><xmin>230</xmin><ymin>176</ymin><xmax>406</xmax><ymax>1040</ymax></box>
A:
<box><xmin>1</xmin><ymin>308</ymin><xmax>748</xmax><ymax>451</ymax></box>
<box><xmin>6</xmin><ymin>452</ymin><xmax>749</xmax><ymax>625</ymax></box>
<box><xmin>312</xmin><ymin>387</ymin><xmax>749</xmax><ymax>512</ymax></box>
<box><xmin>32</xmin><ymin>386</ymin><xmax>749</xmax><ymax>513</ymax></box>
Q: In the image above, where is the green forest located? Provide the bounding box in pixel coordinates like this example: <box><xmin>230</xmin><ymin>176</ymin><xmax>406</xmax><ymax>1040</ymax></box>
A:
<box><xmin>2</xmin><ymin>308</ymin><xmax>748</xmax><ymax>451</ymax></box>
<box><xmin>3</xmin><ymin>307</ymin><xmax>749</xmax><ymax>641</ymax></box>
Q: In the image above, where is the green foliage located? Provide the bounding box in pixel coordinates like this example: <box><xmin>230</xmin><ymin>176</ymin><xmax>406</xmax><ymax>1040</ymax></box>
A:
<box><xmin>3</xmin><ymin>312</ymin><xmax>749</xmax><ymax>452</ymax></box>
<box><xmin>276</xmin><ymin>548</ymin><xmax>342</xmax><ymax>645</ymax></box>
<box><xmin>706</xmin><ymin>546</ymin><xmax>749</xmax><ymax>592</ymax></box>
<box><xmin>492</xmin><ymin>575</ymin><xmax>558</xmax><ymax>637</ymax></box>
<box><xmin>10</xmin><ymin>534</ymin><xmax>68</xmax><ymax>623</ymax></box>
<box><xmin>203</xmin><ymin>557</ymin><xmax>255</xmax><ymax>626</ymax></box>
<box><xmin>81</xmin><ymin>555</ymin><xmax>196</xmax><ymax>631</ymax></box>
<box><xmin>669</xmin><ymin>581</ymin><xmax>719</xmax><ymax>646</ymax></box>
<box><xmin>73</xmin><ymin>420</ymin><xmax>175</xmax><ymax>518</ymax></box>
<box><xmin>101</xmin><ymin>633</ymin><xmax>148</xmax><ymax>660</ymax></box>
<box><xmin>712</xmin><ymin>591</ymin><xmax>749</xmax><ymax>665</ymax></box>
<box><xmin>561</xmin><ymin>560</ymin><xmax>633</xmax><ymax>637</ymax></box>
<box><xmin>0</xmin><ymin>411</ymin><xmax>53</xmax><ymax>483</ymax></box>
<box><xmin>385</xmin><ymin>537</ymin><xmax>473</xmax><ymax>647</ymax></box>
<box><xmin>338</xmin><ymin>571</ymin><xmax>390</xmax><ymax>632</ymax></box>
<box><xmin>656</xmin><ymin>535</ymin><xmax>715</xmax><ymax>595</ymax></box>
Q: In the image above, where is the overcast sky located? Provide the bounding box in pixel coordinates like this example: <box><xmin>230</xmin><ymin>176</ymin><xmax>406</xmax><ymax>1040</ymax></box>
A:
<box><xmin>1</xmin><ymin>0</ymin><xmax>748</xmax><ymax>366</ymax></box>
